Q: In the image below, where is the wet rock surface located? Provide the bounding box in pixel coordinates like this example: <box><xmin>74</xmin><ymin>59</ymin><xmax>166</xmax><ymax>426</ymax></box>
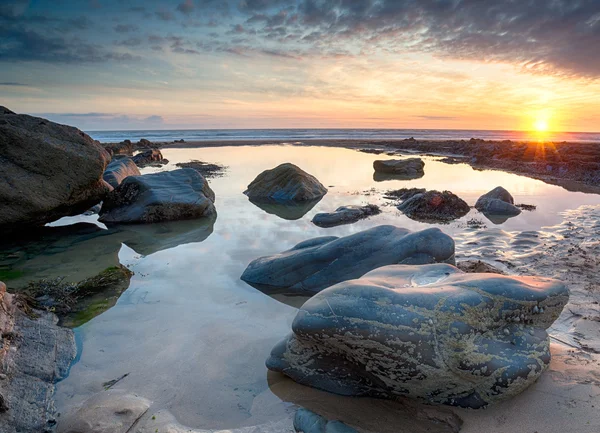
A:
<box><xmin>0</xmin><ymin>107</ymin><xmax>111</xmax><ymax>231</ymax></box>
<box><xmin>373</xmin><ymin>158</ymin><xmax>425</xmax><ymax>176</ymax></box>
<box><xmin>241</xmin><ymin>225</ymin><xmax>455</xmax><ymax>294</ymax></box>
<box><xmin>103</xmin><ymin>157</ymin><xmax>141</xmax><ymax>189</ymax></box>
<box><xmin>244</xmin><ymin>163</ymin><xmax>327</xmax><ymax>202</ymax></box>
<box><xmin>293</xmin><ymin>408</ymin><xmax>358</xmax><ymax>433</ymax></box>
<box><xmin>267</xmin><ymin>263</ymin><xmax>569</xmax><ymax>408</ymax></box>
<box><xmin>397</xmin><ymin>190</ymin><xmax>470</xmax><ymax>222</ymax></box>
<box><xmin>131</xmin><ymin>149</ymin><xmax>167</xmax><ymax>167</ymax></box>
<box><xmin>312</xmin><ymin>204</ymin><xmax>381</xmax><ymax>228</ymax></box>
<box><xmin>100</xmin><ymin>168</ymin><xmax>216</xmax><ymax>224</ymax></box>
<box><xmin>475</xmin><ymin>187</ymin><xmax>521</xmax><ymax>217</ymax></box>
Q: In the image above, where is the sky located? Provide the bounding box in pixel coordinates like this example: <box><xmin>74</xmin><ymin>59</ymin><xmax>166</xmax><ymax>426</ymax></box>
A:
<box><xmin>1</xmin><ymin>0</ymin><xmax>599</xmax><ymax>132</ymax></box>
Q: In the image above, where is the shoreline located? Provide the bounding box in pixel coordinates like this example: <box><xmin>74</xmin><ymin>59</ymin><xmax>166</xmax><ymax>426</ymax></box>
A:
<box><xmin>116</xmin><ymin>138</ymin><xmax>600</xmax><ymax>194</ymax></box>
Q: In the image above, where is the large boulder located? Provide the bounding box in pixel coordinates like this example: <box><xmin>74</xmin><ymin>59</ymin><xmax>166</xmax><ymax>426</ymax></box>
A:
<box><xmin>102</xmin><ymin>157</ymin><xmax>141</xmax><ymax>188</ymax></box>
<box><xmin>475</xmin><ymin>186</ymin><xmax>522</xmax><ymax>216</ymax></box>
<box><xmin>267</xmin><ymin>263</ymin><xmax>569</xmax><ymax>408</ymax></box>
<box><xmin>99</xmin><ymin>168</ymin><xmax>215</xmax><ymax>224</ymax></box>
<box><xmin>244</xmin><ymin>163</ymin><xmax>327</xmax><ymax>202</ymax></box>
<box><xmin>0</xmin><ymin>107</ymin><xmax>111</xmax><ymax>230</ymax></box>
<box><xmin>312</xmin><ymin>204</ymin><xmax>381</xmax><ymax>228</ymax></box>
<box><xmin>373</xmin><ymin>158</ymin><xmax>425</xmax><ymax>176</ymax></box>
<box><xmin>241</xmin><ymin>225</ymin><xmax>455</xmax><ymax>294</ymax></box>
<box><xmin>397</xmin><ymin>190</ymin><xmax>470</xmax><ymax>222</ymax></box>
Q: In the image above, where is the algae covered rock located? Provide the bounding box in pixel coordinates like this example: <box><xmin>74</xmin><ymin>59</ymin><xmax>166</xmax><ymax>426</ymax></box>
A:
<box><xmin>397</xmin><ymin>190</ymin><xmax>470</xmax><ymax>222</ymax></box>
<box><xmin>241</xmin><ymin>225</ymin><xmax>455</xmax><ymax>294</ymax></box>
<box><xmin>267</xmin><ymin>263</ymin><xmax>569</xmax><ymax>408</ymax></box>
<box><xmin>244</xmin><ymin>163</ymin><xmax>327</xmax><ymax>202</ymax></box>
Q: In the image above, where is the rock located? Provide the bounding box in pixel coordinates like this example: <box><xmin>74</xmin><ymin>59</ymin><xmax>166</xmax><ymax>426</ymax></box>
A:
<box><xmin>373</xmin><ymin>158</ymin><xmax>425</xmax><ymax>176</ymax></box>
<box><xmin>175</xmin><ymin>160</ymin><xmax>227</xmax><ymax>179</ymax></box>
<box><xmin>267</xmin><ymin>263</ymin><xmax>569</xmax><ymax>408</ymax></box>
<box><xmin>397</xmin><ymin>190</ymin><xmax>470</xmax><ymax>222</ymax></box>
<box><xmin>384</xmin><ymin>188</ymin><xmax>426</xmax><ymax>201</ymax></box>
<box><xmin>0</xmin><ymin>107</ymin><xmax>111</xmax><ymax>230</ymax></box>
<box><xmin>456</xmin><ymin>260</ymin><xmax>505</xmax><ymax>274</ymax></box>
<box><xmin>312</xmin><ymin>205</ymin><xmax>381</xmax><ymax>228</ymax></box>
<box><xmin>475</xmin><ymin>187</ymin><xmax>522</xmax><ymax>217</ymax></box>
<box><xmin>294</xmin><ymin>408</ymin><xmax>358</xmax><ymax>433</ymax></box>
<box><xmin>57</xmin><ymin>390</ymin><xmax>151</xmax><ymax>433</ymax></box>
<box><xmin>99</xmin><ymin>168</ymin><xmax>216</xmax><ymax>224</ymax></box>
<box><xmin>84</xmin><ymin>202</ymin><xmax>103</xmax><ymax>215</ymax></box>
<box><xmin>131</xmin><ymin>149</ymin><xmax>165</xmax><ymax>167</ymax></box>
<box><xmin>137</xmin><ymin>138</ymin><xmax>152</xmax><ymax>147</ymax></box>
<box><xmin>241</xmin><ymin>225</ymin><xmax>455</xmax><ymax>294</ymax></box>
<box><xmin>102</xmin><ymin>157</ymin><xmax>141</xmax><ymax>188</ymax></box>
<box><xmin>103</xmin><ymin>140</ymin><xmax>134</xmax><ymax>156</ymax></box>
<box><xmin>244</xmin><ymin>163</ymin><xmax>327</xmax><ymax>202</ymax></box>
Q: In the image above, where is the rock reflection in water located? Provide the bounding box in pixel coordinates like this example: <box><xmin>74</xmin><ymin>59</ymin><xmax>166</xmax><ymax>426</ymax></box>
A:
<box><xmin>248</xmin><ymin>197</ymin><xmax>322</xmax><ymax>220</ymax></box>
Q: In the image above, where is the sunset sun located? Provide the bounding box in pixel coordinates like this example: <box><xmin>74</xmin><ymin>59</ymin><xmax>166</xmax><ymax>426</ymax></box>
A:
<box><xmin>534</xmin><ymin>118</ymin><xmax>549</xmax><ymax>132</ymax></box>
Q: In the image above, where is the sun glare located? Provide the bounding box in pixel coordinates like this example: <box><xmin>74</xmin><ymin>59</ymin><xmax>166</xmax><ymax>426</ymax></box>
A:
<box><xmin>534</xmin><ymin>118</ymin><xmax>549</xmax><ymax>132</ymax></box>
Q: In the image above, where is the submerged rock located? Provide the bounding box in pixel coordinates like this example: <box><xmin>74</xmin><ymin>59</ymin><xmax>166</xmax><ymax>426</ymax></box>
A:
<box><xmin>294</xmin><ymin>408</ymin><xmax>358</xmax><ymax>433</ymax></box>
<box><xmin>244</xmin><ymin>163</ymin><xmax>327</xmax><ymax>202</ymax></box>
<box><xmin>132</xmin><ymin>149</ymin><xmax>166</xmax><ymax>167</ymax></box>
<box><xmin>0</xmin><ymin>107</ymin><xmax>111</xmax><ymax>231</ymax></box>
<box><xmin>103</xmin><ymin>156</ymin><xmax>141</xmax><ymax>188</ymax></box>
<box><xmin>241</xmin><ymin>225</ymin><xmax>455</xmax><ymax>294</ymax></box>
<box><xmin>312</xmin><ymin>204</ymin><xmax>381</xmax><ymax>228</ymax></box>
<box><xmin>456</xmin><ymin>260</ymin><xmax>505</xmax><ymax>275</ymax></box>
<box><xmin>373</xmin><ymin>158</ymin><xmax>425</xmax><ymax>176</ymax></box>
<box><xmin>475</xmin><ymin>186</ymin><xmax>522</xmax><ymax>217</ymax></box>
<box><xmin>99</xmin><ymin>168</ymin><xmax>216</xmax><ymax>224</ymax></box>
<box><xmin>58</xmin><ymin>390</ymin><xmax>151</xmax><ymax>433</ymax></box>
<box><xmin>267</xmin><ymin>263</ymin><xmax>569</xmax><ymax>408</ymax></box>
<box><xmin>397</xmin><ymin>190</ymin><xmax>470</xmax><ymax>222</ymax></box>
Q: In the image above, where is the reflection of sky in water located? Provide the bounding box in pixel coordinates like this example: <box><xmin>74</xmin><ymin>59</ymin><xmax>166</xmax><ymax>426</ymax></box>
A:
<box><xmin>54</xmin><ymin>146</ymin><xmax>600</xmax><ymax>430</ymax></box>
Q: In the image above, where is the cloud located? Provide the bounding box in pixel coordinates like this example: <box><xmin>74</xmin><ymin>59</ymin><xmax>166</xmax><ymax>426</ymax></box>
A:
<box><xmin>114</xmin><ymin>23</ymin><xmax>138</xmax><ymax>33</ymax></box>
<box><xmin>155</xmin><ymin>10</ymin><xmax>174</xmax><ymax>21</ymax></box>
<box><xmin>0</xmin><ymin>82</ymin><xmax>27</xmax><ymax>86</ymax></box>
<box><xmin>177</xmin><ymin>0</ymin><xmax>194</xmax><ymax>15</ymax></box>
<box><xmin>413</xmin><ymin>115</ymin><xmax>458</xmax><ymax>121</ymax></box>
<box><xmin>37</xmin><ymin>112</ymin><xmax>165</xmax><ymax>130</ymax></box>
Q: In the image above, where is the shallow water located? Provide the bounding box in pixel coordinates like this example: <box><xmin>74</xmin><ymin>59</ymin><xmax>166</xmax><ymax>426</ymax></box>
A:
<box><xmin>5</xmin><ymin>145</ymin><xmax>600</xmax><ymax>431</ymax></box>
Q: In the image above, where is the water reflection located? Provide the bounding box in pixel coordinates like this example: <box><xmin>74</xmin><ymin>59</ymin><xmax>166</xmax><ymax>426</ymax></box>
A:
<box><xmin>248</xmin><ymin>197</ymin><xmax>322</xmax><ymax>220</ymax></box>
<box><xmin>373</xmin><ymin>171</ymin><xmax>425</xmax><ymax>182</ymax></box>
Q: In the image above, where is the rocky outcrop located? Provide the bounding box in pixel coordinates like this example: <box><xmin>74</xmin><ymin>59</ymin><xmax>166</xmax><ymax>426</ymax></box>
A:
<box><xmin>397</xmin><ymin>190</ymin><xmax>470</xmax><ymax>222</ymax></box>
<box><xmin>373</xmin><ymin>158</ymin><xmax>425</xmax><ymax>176</ymax></box>
<box><xmin>244</xmin><ymin>163</ymin><xmax>327</xmax><ymax>202</ymax></box>
<box><xmin>58</xmin><ymin>390</ymin><xmax>151</xmax><ymax>433</ymax></box>
<box><xmin>312</xmin><ymin>204</ymin><xmax>381</xmax><ymax>228</ymax></box>
<box><xmin>267</xmin><ymin>263</ymin><xmax>569</xmax><ymax>408</ymax></box>
<box><xmin>132</xmin><ymin>149</ymin><xmax>166</xmax><ymax>167</ymax></box>
<box><xmin>99</xmin><ymin>168</ymin><xmax>216</xmax><ymax>224</ymax></box>
<box><xmin>241</xmin><ymin>225</ymin><xmax>455</xmax><ymax>294</ymax></box>
<box><xmin>0</xmin><ymin>107</ymin><xmax>111</xmax><ymax>231</ymax></box>
<box><xmin>102</xmin><ymin>157</ymin><xmax>141</xmax><ymax>188</ymax></box>
<box><xmin>0</xmin><ymin>281</ymin><xmax>77</xmax><ymax>433</ymax></box>
<box><xmin>475</xmin><ymin>186</ymin><xmax>522</xmax><ymax>216</ymax></box>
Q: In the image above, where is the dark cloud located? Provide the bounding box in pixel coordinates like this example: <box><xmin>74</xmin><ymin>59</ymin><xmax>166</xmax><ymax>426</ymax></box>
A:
<box><xmin>177</xmin><ymin>0</ymin><xmax>195</xmax><ymax>15</ymax></box>
<box><xmin>116</xmin><ymin>37</ymin><xmax>142</xmax><ymax>47</ymax></box>
<box><xmin>114</xmin><ymin>23</ymin><xmax>138</xmax><ymax>33</ymax></box>
<box><xmin>155</xmin><ymin>10</ymin><xmax>174</xmax><ymax>21</ymax></box>
<box><xmin>0</xmin><ymin>82</ymin><xmax>27</xmax><ymax>86</ymax></box>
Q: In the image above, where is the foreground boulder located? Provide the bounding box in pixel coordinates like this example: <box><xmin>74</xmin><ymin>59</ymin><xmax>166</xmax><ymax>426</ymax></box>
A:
<box><xmin>244</xmin><ymin>163</ymin><xmax>327</xmax><ymax>202</ymax></box>
<box><xmin>475</xmin><ymin>186</ymin><xmax>522</xmax><ymax>217</ymax></box>
<box><xmin>312</xmin><ymin>204</ymin><xmax>381</xmax><ymax>228</ymax></box>
<box><xmin>0</xmin><ymin>107</ymin><xmax>111</xmax><ymax>230</ymax></box>
<box><xmin>267</xmin><ymin>263</ymin><xmax>569</xmax><ymax>408</ymax></box>
<box><xmin>241</xmin><ymin>225</ymin><xmax>455</xmax><ymax>294</ymax></box>
<box><xmin>373</xmin><ymin>158</ymin><xmax>425</xmax><ymax>176</ymax></box>
<box><xmin>102</xmin><ymin>157</ymin><xmax>141</xmax><ymax>188</ymax></box>
<box><xmin>397</xmin><ymin>189</ymin><xmax>470</xmax><ymax>222</ymax></box>
<box><xmin>99</xmin><ymin>168</ymin><xmax>215</xmax><ymax>224</ymax></box>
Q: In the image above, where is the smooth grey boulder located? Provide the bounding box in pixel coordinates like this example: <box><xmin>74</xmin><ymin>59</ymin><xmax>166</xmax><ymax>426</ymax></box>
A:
<box><xmin>244</xmin><ymin>163</ymin><xmax>327</xmax><ymax>202</ymax></box>
<box><xmin>475</xmin><ymin>187</ymin><xmax>522</xmax><ymax>217</ymax></box>
<box><xmin>0</xmin><ymin>107</ymin><xmax>111</xmax><ymax>231</ymax></box>
<box><xmin>294</xmin><ymin>408</ymin><xmax>358</xmax><ymax>433</ymax></box>
<box><xmin>99</xmin><ymin>168</ymin><xmax>215</xmax><ymax>224</ymax></box>
<box><xmin>57</xmin><ymin>390</ymin><xmax>151</xmax><ymax>433</ymax></box>
<box><xmin>103</xmin><ymin>157</ymin><xmax>141</xmax><ymax>188</ymax></box>
<box><xmin>373</xmin><ymin>158</ymin><xmax>425</xmax><ymax>176</ymax></box>
<box><xmin>241</xmin><ymin>225</ymin><xmax>455</xmax><ymax>294</ymax></box>
<box><xmin>267</xmin><ymin>263</ymin><xmax>569</xmax><ymax>408</ymax></box>
<box><xmin>312</xmin><ymin>205</ymin><xmax>381</xmax><ymax>228</ymax></box>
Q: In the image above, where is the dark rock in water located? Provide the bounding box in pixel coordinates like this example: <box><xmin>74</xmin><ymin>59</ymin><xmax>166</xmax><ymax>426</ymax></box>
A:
<box><xmin>373</xmin><ymin>158</ymin><xmax>425</xmax><ymax>176</ymax></box>
<box><xmin>294</xmin><ymin>408</ymin><xmax>358</xmax><ymax>433</ymax></box>
<box><xmin>0</xmin><ymin>281</ymin><xmax>76</xmax><ymax>433</ymax></box>
<box><xmin>104</xmin><ymin>140</ymin><xmax>134</xmax><ymax>156</ymax></box>
<box><xmin>397</xmin><ymin>190</ymin><xmax>470</xmax><ymax>222</ymax></box>
<box><xmin>241</xmin><ymin>225</ymin><xmax>455</xmax><ymax>294</ymax></box>
<box><xmin>99</xmin><ymin>168</ymin><xmax>216</xmax><ymax>224</ymax></box>
<box><xmin>132</xmin><ymin>149</ymin><xmax>165</xmax><ymax>167</ymax></box>
<box><xmin>57</xmin><ymin>390</ymin><xmax>151</xmax><ymax>433</ymax></box>
<box><xmin>249</xmin><ymin>197</ymin><xmax>322</xmax><ymax>221</ymax></box>
<box><xmin>103</xmin><ymin>157</ymin><xmax>141</xmax><ymax>188</ymax></box>
<box><xmin>137</xmin><ymin>138</ymin><xmax>152</xmax><ymax>147</ymax></box>
<box><xmin>457</xmin><ymin>260</ymin><xmax>505</xmax><ymax>275</ymax></box>
<box><xmin>312</xmin><ymin>204</ymin><xmax>381</xmax><ymax>228</ymax></box>
<box><xmin>244</xmin><ymin>163</ymin><xmax>327</xmax><ymax>202</ymax></box>
<box><xmin>517</xmin><ymin>203</ymin><xmax>537</xmax><ymax>211</ymax></box>
<box><xmin>384</xmin><ymin>188</ymin><xmax>426</xmax><ymax>201</ymax></box>
<box><xmin>358</xmin><ymin>148</ymin><xmax>385</xmax><ymax>155</ymax></box>
<box><xmin>175</xmin><ymin>160</ymin><xmax>227</xmax><ymax>179</ymax></box>
<box><xmin>0</xmin><ymin>107</ymin><xmax>111</xmax><ymax>231</ymax></box>
<box><xmin>475</xmin><ymin>187</ymin><xmax>522</xmax><ymax>218</ymax></box>
<box><xmin>267</xmin><ymin>263</ymin><xmax>569</xmax><ymax>408</ymax></box>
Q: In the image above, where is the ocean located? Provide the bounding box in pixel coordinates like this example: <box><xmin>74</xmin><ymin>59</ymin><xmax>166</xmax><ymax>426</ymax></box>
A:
<box><xmin>86</xmin><ymin>128</ymin><xmax>600</xmax><ymax>144</ymax></box>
